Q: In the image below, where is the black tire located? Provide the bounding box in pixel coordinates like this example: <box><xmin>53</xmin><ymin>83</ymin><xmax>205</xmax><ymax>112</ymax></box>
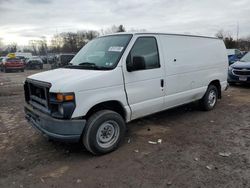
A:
<box><xmin>21</xmin><ymin>69</ymin><xmax>24</xmax><ymax>72</ymax></box>
<box><xmin>83</xmin><ymin>110</ymin><xmax>126</xmax><ymax>155</ymax></box>
<box><xmin>200</xmin><ymin>85</ymin><xmax>218</xmax><ymax>111</ymax></box>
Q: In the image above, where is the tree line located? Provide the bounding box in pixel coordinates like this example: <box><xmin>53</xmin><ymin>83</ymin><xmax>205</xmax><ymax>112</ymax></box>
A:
<box><xmin>215</xmin><ymin>29</ymin><xmax>250</xmax><ymax>51</ymax></box>
<box><xmin>0</xmin><ymin>25</ymin><xmax>126</xmax><ymax>56</ymax></box>
<box><xmin>1</xmin><ymin>26</ymin><xmax>250</xmax><ymax>57</ymax></box>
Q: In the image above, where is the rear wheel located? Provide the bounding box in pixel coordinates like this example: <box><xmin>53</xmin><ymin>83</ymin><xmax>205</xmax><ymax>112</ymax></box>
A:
<box><xmin>200</xmin><ymin>85</ymin><xmax>218</xmax><ymax>111</ymax></box>
<box><xmin>83</xmin><ymin>110</ymin><xmax>126</xmax><ymax>155</ymax></box>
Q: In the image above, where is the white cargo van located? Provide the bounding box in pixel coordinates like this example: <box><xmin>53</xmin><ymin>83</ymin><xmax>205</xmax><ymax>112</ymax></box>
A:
<box><xmin>24</xmin><ymin>33</ymin><xmax>228</xmax><ymax>154</ymax></box>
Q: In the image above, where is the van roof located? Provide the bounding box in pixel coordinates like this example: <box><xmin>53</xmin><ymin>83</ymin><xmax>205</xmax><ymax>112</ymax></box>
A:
<box><xmin>102</xmin><ymin>32</ymin><xmax>219</xmax><ymax>40</ymax></box>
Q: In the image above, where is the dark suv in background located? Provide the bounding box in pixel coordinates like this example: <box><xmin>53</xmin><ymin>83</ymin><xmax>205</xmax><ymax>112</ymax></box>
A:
<box><xmin>25</xmin><ymin>57</ymin><xmax>43</xmax><ymax>69</ymax></box>
<box><xmin>51</xmin><ymin>53</ymin><xmax>75</xmax><ymax>68</ymax></box>
<box><xmin>228</xmin><ymin>52</ymin><xmax>250</xmax><ymax>84</ymax></box>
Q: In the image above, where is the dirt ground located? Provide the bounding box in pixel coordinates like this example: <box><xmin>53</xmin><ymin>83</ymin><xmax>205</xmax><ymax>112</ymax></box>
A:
<box><xmin>0</xmin><ymin>70</ymin><xmax>250</xmax><ymax>188</ymax></box>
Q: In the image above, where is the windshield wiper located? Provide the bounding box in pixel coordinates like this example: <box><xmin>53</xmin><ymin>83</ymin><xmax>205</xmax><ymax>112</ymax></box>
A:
<box><xmin>65</xmin><ymin>62</ymin><xmax>112</xmax><ymax>70</ymax></box>
<box><xmin>78</xmin><ymin>62</ymin><xmax>96</xmax><ymax>66</ymax></box>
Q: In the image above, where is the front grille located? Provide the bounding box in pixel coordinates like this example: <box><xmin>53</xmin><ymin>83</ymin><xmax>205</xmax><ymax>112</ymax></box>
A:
<box><xmin>233</xmin><ymin>69</ymin><xmax>250</xmax><ymax>76</ymax></box>
<box><xmin>24</xmin><ymin>79</ymin><xmax>51</xmax><ymax>113</ymax></box>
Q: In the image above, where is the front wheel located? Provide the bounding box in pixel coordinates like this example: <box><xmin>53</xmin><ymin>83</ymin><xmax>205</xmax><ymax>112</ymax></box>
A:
<box><xmin>200</xmin><ymin>85</ymin><xmax>218</xmax><ymax>111</ymax></box>
<box><xmin>83</xmin><ymin>110</ymin><xmax>126</xmax><ymax>155</ymax></box>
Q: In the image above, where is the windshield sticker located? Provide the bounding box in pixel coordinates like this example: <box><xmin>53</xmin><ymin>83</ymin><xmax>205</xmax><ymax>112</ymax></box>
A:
<box><xmin>108</xmin><ymin>46</ymin><xmax>124</xmax><ymax>52</ymax></box>
<box><xmin>105</xmin><ymin>62</ymin><xmax>113</xmax><ymax>66</ymax></box>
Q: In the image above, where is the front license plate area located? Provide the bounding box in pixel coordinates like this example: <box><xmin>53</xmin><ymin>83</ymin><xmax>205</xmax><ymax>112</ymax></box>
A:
<box><xmin>239</xmin><ymin>77</ymin><xmax>247</xmax><ymax>81</ymax></box>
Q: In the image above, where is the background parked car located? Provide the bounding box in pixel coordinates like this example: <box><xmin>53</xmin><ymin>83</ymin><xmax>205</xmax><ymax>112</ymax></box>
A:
<box><xmin>227</xmin><ymin>49</ymin><xmax>244</xmax><ymax>65</ymax></box>
<box><xmin>25</xmin><ymin>57</ymin><xmax>43</xmax><ymax>69</ymax></box>
<box><xmin>51</xmin><ymin>53</ymin><xmax>75</xmax><ymax>68</ymax></box>
<box><xmin>0</xmin><ymin>57</ymin><xmax>25</xmax><ymax>72</ymax></box>
<box><xmin>0</xmin><ymin>56</ymin><xmax>5</xmax><ymax>68</ymax></box>
<box><xmin>241</xmin><ymin>51</ymin><xmax>248</xmax><ymax>58</ymax></box>
<box><xmin>14</xmin><ymin>52</ymin><xmax>32</xmax><ymax>59</ymax></box>
<box><xmin>228</xmin><ymin>52</ymin><xmax>250</xmax><ymax>84</ymax></box>
<box><xmin>16</xmin><ymin>55</ymin><xmax>26</xmax><ymax>61</ymax></box>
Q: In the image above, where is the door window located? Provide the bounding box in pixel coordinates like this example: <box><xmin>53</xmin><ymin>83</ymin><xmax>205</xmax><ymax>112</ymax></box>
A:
<box><xmin>127</xmin><ymin>37</ymin><xmax>160</xmax><ymax>71</ymax></box>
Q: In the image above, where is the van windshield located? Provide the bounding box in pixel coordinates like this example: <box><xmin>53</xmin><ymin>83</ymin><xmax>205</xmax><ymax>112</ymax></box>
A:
<box><xmin>68</xmin><ymin>34</ymin><xmax>132</xmax><ymax>70</ymax></box>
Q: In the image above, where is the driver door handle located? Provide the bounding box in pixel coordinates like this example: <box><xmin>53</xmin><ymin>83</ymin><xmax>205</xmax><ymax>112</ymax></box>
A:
<box><xmin>160</xmin><ymin>79</ymin><xmax>164</xmax><ymax>87</ymax></box>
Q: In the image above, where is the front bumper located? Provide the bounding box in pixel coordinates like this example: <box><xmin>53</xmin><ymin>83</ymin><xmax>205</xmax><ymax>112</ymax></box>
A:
<box><xmin>24</xmin><ymin>104</ymin><xmax>86</xmax><ymax>142</ymax></box>
<box><xmin>6</xmin><ymin>66</ymin><xmax>24</xmax><ymax>70</ymax></box>
<box><xmin>228</xmin><ymin>71</ymin><xmax>250</xmax><ymax>83</ymax></box>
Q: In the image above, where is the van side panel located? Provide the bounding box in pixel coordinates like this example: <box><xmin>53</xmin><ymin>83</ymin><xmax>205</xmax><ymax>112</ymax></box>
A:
<box><xmin>159</xmin><ymin>35</ymin><xmax>228</xmax><ymax>108</ymax></box>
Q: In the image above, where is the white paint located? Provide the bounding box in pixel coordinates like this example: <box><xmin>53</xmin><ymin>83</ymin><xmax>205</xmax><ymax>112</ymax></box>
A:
<box><xmin>27</xmin><ymin>33</ymin><xmax>228</xmax><ymax>122</ymax></box>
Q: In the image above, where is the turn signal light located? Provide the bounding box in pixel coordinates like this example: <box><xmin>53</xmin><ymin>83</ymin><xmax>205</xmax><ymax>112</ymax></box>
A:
<box><xmin>56</xmin><ymin>93</ymin><xmax>74</xmax><ymax>102</ymax></box>
<box><xmin>64</xmin><ymin>95</ymin><xmax>74</xmax><ymax>101</ymax></box>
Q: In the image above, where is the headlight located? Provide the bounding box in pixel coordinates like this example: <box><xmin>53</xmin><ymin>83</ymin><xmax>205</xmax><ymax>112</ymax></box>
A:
<box><xmin>228</xmin><ymin>66</ymin><xmax>233</xmax><ymax>72</ymax></box>
<box><xmin>50</xmin><ymin>92</ymin><xmax>76</xmax><ymax>119</ymax></box>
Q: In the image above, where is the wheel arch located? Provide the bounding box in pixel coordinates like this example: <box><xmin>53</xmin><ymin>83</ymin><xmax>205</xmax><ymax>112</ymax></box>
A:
<box><xmin>84</xmin><ymin>100</ymin><xmax>127</xmax><ymax>121</ymax></box>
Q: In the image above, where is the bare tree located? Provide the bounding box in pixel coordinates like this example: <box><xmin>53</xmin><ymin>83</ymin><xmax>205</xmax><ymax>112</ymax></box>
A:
<box><xmin>101</xmin><ymin>25</ymin><xmax>126</xmax><ymax>35</ymax></box>
<box><xmin>29</xmin><ymin>40</ymin><xmax>38</xmax><ymax>55</ymax></box>
<box><xmin>117</xmin><ymin>25</ymin><xmax>126</xmax><ymax>32</ymax></box>
<box><xmin>8</xmin><ymin>43</ymin><xmax>17</xmax><ymax>53</ymax></box>
<box><xmin>50</xmin><ymin>30</ymin><xmax>99</xmax><ymax>53</ymax></box>
<box><xmin>28</xmin><ymin>38</ymin><xmax>48</xmax><ymax>56</ymax></box>
<box><xmin>60</xmin><ymin>32</ymin><xmax>78</xmax><ymax>52</ymax></box>
<box><xmin>51</xmin><ymin>34</ymin><xmax>64</xmax><ymax>53</ymax></box>
<box><xmin>215</xmin><ymin>29</ymin><xmax>226</xmax><ymax>39</ymax></box>
<box><xmin>215</xmin><ymin>29</ymin><xmax>238</xmax><ymax>49</ymax></box>
<box><xmin>38</xmin><ymin>37</ymin><xmax>48</xmax><ymax>55</ymax></box>
<box><xmin>76</xmin><ymin>31</ymin><xmax>87</xmax><ymax>49</ymax></box>
<box><xmin>86</xmin><ymin>30</ymin><xmax>99</xmax><ymax>40</ymax></box>
<box><xmin>224</xmin><ymin>37</ymin><xmax>237</xmax><ymax>49</ymax></box>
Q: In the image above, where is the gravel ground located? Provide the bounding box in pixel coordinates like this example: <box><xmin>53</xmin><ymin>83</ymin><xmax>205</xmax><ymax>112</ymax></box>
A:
<box><xmin>0</xmin><ymin>70</ymin><xmax>250</xmax><ymax>188</ymax></box>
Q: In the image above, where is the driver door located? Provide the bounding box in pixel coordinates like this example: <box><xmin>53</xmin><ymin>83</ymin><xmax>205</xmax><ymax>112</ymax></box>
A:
<box><xmin>122</xmin><ymin>36</ymin><xmax>165</xmax><ymax>120</ymax></box>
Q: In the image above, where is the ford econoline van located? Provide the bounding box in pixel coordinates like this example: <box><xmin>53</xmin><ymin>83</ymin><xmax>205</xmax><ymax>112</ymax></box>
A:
<box><xmin>24</xmin><ymin>32</ymin><xmax>228</xmax><ymax>154</ymax></box>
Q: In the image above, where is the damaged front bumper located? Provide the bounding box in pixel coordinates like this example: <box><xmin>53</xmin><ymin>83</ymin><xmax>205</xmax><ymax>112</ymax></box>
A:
<box><xmin>24</xmin><ymin>104</ymin><xmax>86</xmax><ymax>142</ymax></box>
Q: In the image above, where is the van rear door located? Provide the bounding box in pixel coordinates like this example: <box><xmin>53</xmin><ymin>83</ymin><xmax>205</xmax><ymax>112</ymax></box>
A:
<box><xmin>122</xmin><ymin>35</ymin><xmax>165</xmax><ymax>120</ymax></box>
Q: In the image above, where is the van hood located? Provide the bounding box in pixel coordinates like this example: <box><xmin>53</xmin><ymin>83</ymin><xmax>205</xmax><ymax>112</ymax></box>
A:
<box><xmin>27</xmin><ymin>68</ymin><xmax>122</xmax><ymax>92</ymax></box>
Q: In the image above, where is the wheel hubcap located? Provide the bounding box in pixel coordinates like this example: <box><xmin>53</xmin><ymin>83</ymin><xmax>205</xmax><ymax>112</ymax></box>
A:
<box><xmin>96</xmin><ymin>120</ymin><xmax>120</xmax><ymax>148</ymax></box>
<box><xmin>208</xmin><ymin>90</ymin><xmax>216</xmax><ymax>107</ymax></box>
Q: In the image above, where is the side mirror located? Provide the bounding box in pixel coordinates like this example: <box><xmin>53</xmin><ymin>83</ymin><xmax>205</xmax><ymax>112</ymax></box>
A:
<box><xmin>127</xmin><ymin>56</ymin><xmax>146</xmax><ymax>72</ymax></box>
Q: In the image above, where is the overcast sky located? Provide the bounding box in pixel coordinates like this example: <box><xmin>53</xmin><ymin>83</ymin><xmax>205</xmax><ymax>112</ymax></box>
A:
<box><xmin>0</xmin><ymin>0</ymin><xmax>250</xmax><ymax>45</ymax></box>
